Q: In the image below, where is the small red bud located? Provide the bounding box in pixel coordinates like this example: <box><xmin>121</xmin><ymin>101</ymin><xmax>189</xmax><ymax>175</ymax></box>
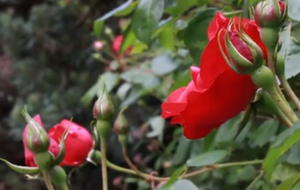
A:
<box><xmin>113</xmin><ymin>108</ymin><xmax>129</xmax><ymax>135</ymax></box>
<box><xmin>255</xmin><ymin>0</ymin><xmax>287</xmax><ymax>28</ymax></box>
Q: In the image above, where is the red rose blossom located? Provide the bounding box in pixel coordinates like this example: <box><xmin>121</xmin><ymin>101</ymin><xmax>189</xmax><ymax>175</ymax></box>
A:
<box><xmin>48</xmin><ymin>119</ymin><xmax>94</xmax><ymax>167</ymax></box>
<box><xmin>111</xmin><ymin>35</ymin><xmax>132</xmax><ymax>57</ymax></box>
<box><xmin>161</xmin><ymin>12</ymin><xmax>267</xmax><ymax>139</ymax></box>
<box><xmin>23</xmin><ymin>115</ymin><xmax>60</xmax><ymax>167</ymax></box>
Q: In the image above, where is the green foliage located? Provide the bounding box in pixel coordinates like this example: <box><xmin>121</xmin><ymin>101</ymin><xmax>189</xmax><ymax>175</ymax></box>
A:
<box><xmin>2</xmin><ymin>0</ymin><xmax>300</xmax><ymax>189</ymax></box>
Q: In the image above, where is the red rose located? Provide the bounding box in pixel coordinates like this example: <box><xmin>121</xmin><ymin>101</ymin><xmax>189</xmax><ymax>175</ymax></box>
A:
<box><xmin>23</xmin><ymin>115</ymin><xmax>60</xmax><ymax>167</ymax></box>
<box><xmin>111</xmin><ymin>35</ymin><xmax>132</xmax><ymax>57</ymax></box>
<box><xmin>48</xmin><ymin>119</ymin><xmax>94</xmax><ymax>167</ymax></box>
<box><xmin>161</xmin><ymin>12</ymin><xmax>267</xmax><ymax>139</ymax></box>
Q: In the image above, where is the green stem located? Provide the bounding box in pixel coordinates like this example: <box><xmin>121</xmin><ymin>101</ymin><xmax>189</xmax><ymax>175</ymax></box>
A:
<box><xmin>104</xmin><ymin>154</ymin><xmax>262</xmax><ymax>181</ymax></box>
<box><xmin>56</xmin><ymin>184</ymin><xmax>69</xmax><ymax>190</ymax></box>
<box><xmin>279</xmin><ymin>76</ymin><xmax>300</xmax><ymax>113</ymax></box>
<box><xmin>268</xmin><ymin>86</ymin><xmax>298</xmax><ymax>124</ymax></box>
<box><xmin>100</xmin><ymin>139</ymin><xmax>108</xmax><ymax>190</ymax></box>
<box><xmin>43</xmin><ymin>171</ymin><xmax>54</xmax><ymax>190</ymax></box>
<box><xmin>122</xmin><ymin>147</ymin><xmax>145</xmax><ymax>179</ymax></box>
<box><xmin>245</xmin><ymin>171</ymin><xmax>264</xmax><ymax>190</ymax></box>
<box><xmin>275</xmin><ymin>111</ymin><xmax>294</xmax><ymax>128</ymax></box>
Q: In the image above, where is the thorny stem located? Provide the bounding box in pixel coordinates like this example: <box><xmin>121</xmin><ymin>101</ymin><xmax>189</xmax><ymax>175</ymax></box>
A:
<box><xmin>100</xmin><ymin>150</ymin><xmax>262</xmax><ymax>182</ymax></box>
<box><xmin>122</xmin><ymin>147</ymin><xmax>145</xmax><ymax>179</ymax></box>
<box><xmin>268</xmin><ymin>86</ymin><xmax>298</xmax><ymax>124</ymax></box>
<box><xmin>100</xmin><ymin>139</ymin><xmax>108</xmax><ymax>190</ymax></box>
<box><xmin>279</xmin><ymin>76</ymin><xmax>300</xmax><ymax>113</ymax></box>
<box><xmin>43</xmin><ymin>171</ymin><xmax>54</xmax><ymax>190</ymax></box>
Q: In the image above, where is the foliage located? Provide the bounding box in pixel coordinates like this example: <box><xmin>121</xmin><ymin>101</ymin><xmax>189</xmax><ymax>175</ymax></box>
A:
<box><xmin>1</xmin><ymin>0</ymin><xmax>300</xmax><ymax>189</ymax></box>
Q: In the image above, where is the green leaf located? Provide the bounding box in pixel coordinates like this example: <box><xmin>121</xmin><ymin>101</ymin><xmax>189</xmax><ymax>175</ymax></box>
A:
<box><xmin>120</xmin><ymin>26</ymin><xmax>137</xmax><ymax>55</ymax></box>
<box><xmin>173</xmin><ymin>135</ymin><xmax>192</xmax><ymax>165</ymax></box>
<box><xmin>114</xmin><ymin>1</ymin><xmax>138</xmax><ymax>16</ymax></box>
<box><xmin>147</xmin><ymin>116</ymin><xmax>166</xmax><ymax>138</ymax></box>
<box><xmin>132</xmin><ymin>0</ymin><xmax>164</xmax><ymax>45</ymax></box>
<box><xmin>279</xmin><ymin>22</ymin><xmax>300</xmax><ymax>79</ymax></box>
<box><xmin>120</xmin><ymin>87</ymin><xmax>149</xmax><ymax>107</ymax></box>
<box><xmin>121</xmin><ymin>68</ymin><xmax>160</xmax><ymax>90</ymax></box>
<box><xmin>215</xmin><ymin>114</ymin><xmax>243</xmax><ymax>144</ymax></box>
<box><xmin>0</xmin><ymin>158</ymin><xmax>40</xmax><ymax>174</ymax></box>
<box><xmin>186</xmin><ymin>150</ymin><xmax>229</xmax><ymax>167</ymax></box>
<box><xmin>177</xmin><ymin>8</ymin><xmax>217</xmax><ymax>63</ymax></box>
<box><xmin>171</xmin><ymin>179</ymin><xmax>198</xmax><ymax>190</ymax></box>
<box><xmin>287</xmin><ymin>0</ymin><xmax>300</xmax><ymax>21</ymax></box>
<box><xmin>93</xmin><ymin>0</ymin><xmax>134</xmax><ymax>38</ymax></box>
<box><xmin>102</xmin><ymin>72</ymin><xmax>121</xmax><ymax>92</ymax></box>
<box><xmin>286</xmin><ymin>143</ymin><xmax>300</xmax><ymax>165</ymax></box>
<box><xmin>169</xmin><ymin>70</ymin><xmax>191</xmax><ymax>92</ymax></box>
<box><xmin>165</xmin><ymin>0</ymin><xmax>197</xmax><ymax>16</ymax></box>
<box><xmin>250</xmin><ymin>119</ymin><xmax>279</xmax><ymax>147</ymax></box>
<box><xmin>80</xmin><ymin>73</ymin><xmax>119</xmax><ymax>107</ymax></box>
<box><xmin>151</xmin><ymin>55</ymin><xmax>179</xmax><ymax>75</ymax></box>
<box><xmin>277</xmin><ymin>172</ymin><xmax>300</xmax><ymax>190</ymax></box>
<box><xmin>263</xmin><ymin>120</ymin><xmax>300</xmax><ymax>180</ymax></box>
<box><xmin>158</xmin><ymin>22</ymin><xmax>175</xmax><ymax>50</ymax></box>
<box><xmin>162</xmin><ymin>166</ymin><xmax>187</xmax><ymax>188</ymax></box>
<box><xmin>272</xmin><ymin>164</ymin><xmax>299</xmax><ymax>185</ymax></box>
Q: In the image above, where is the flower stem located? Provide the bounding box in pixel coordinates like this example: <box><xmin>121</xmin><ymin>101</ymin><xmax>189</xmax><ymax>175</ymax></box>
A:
<box><xmin>103</xmin><ymin>152</ymin><xmax>262</xmax><ymax>181</ymax></box>
<box><xmin>121</xmin><ymin>147</ymin><xmax>145</xmax><ymax>179</ymax></box>
<box><xmin>56</xmin><ymin>184</ymin><xmax>69</xmax><ymax>190</ymax></box>
<box><xmin>100</xmin><ymin>139</ymin><xmax>108</xmax><ymax>190</ymax></box>
<box><xmin>268</xmin><ymin>86</ymin><xmax>298</xmax><ymax>124</ymax></box>
<box><xmin>43</xmin><ymin>171</ymin><xmax>54</xmax><ymax>190</ymax></box>
<box><xmin>245</xmin><ymin>171</ymin><xmax>264</xmax><ymax>190</ymax></box>
<box><xmin>279</xmin><ymin>76</ymin><xmax>300</xmax><ymax>113</ymax></box>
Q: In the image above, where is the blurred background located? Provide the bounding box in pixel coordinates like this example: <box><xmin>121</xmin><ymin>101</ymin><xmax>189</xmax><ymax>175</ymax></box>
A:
<box><xmin>0</xmin><ymin>0</ymin><xmax>298</xmax><ymax>189</ymax></box>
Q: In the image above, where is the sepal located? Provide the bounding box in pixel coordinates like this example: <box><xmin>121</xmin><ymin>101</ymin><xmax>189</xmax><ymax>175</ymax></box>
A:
<box><xmin>0</xmin><ymin>158</ymin><xmax>40</xmax><ymax>175</ymax></box>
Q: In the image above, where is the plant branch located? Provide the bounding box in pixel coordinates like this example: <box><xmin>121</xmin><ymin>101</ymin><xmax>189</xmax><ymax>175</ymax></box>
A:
<box><xmin>101</xmin><ymin>153</ymin><xmax>263</xmax><ymax>182</ymax></box>
<box><xmin>121</xmin><ymin>147</ymin><xmax>145</xmax><ymax>179</ymax></box>
<box><xmin>100</xmin><ymin>139</ymin><xmax>108</xmax><ymax>190</ymax></box>
<box><xmin>245</xmin><ymin>171</ymin><xmax>264</xmax><ymax>190</ymax></box>
<box><xmin>268</xmin><ymin>86</ymin><xmax>298</xmax><ymax>124</ymax></box>
<box><xmin>279</xmin><ymin>76</ymin><xmax>300</xmax><ymax>113</ymax></box>
<box><xmin>43</xmin><ymin>171</ymin><xmax>54</xmax><ymax>190</ymax></box>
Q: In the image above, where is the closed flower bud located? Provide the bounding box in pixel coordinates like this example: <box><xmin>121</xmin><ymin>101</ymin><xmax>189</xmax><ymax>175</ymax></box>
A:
<box><xmin>113</xmin><ymin>108</ymin><xmax>129</xmax><ymax>135</ymax></box>
<box><xmin>218</xmin><ymin>20</ymin><xmax>264</xmax><ymax>75</ymax></box>
<box><xmin>93</xmin><ymin>79</ymin><xmax>115</xmax><ymax>120</ymax></box>
<box><xmin>93</xmin><ymin>41</ymin><xmax>104</xmax><ymax>51</ymax></box>
<box><xmin>23</xmin><ymin>111</ymin><xmax>50</xmax><ymax>154</ymax></box>
<box><xmin>255</xmin><ymin>0</ymin><xmax>287</xmax><ymax>28</ymax></box>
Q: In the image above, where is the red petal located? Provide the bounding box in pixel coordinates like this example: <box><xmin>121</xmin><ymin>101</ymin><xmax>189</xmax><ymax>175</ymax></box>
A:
<box><xmin>207</xmin><ymin>11</ymin><xmax>229</xmax><ymax>41</ymax></box>
<box><xmin>48</xmin><ymin>120</ymin><xmax>93</xmax><ymax>167</ymax></box>
<box><xmin>199</xmin><ymin>30</ymin><xmax>231</xmax><ymax>89</ymax></box>
<box><xmin>180</xmin><ymin>70</ymin><xmax>256</xmax><ymax>139</ymax></box>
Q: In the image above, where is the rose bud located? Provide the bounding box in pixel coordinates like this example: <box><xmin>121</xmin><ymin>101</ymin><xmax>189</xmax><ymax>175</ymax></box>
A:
<box><xmin>218</xmin><ymin>19</ymin><xmax>265</xmax><ymax>75</ymax></box>
<box><xmin>255</xmin><ymin>0</ymin><xmax>287</xmax><ymax>28</ymax></box>
<box><xmin>113</xmin><ymin>108</ymin><xmax>129</xmax><ymax>135</ymax></box>
<box><xmin>22</xmin><ymin>111</ymin><xmax>50</xmax><ymax>154</ymax></box>
<box><xmin>48</xmin><ymin>120</ymin><xmax>94</xmax><ymax>167</ymax></box>
<box><xmin>22</xmin><ymin>114</ymin><xmax>60</xmax><ymax>168</ymax></box>
<box><xmin>93</xmin><ymin>79</ymin><xmax>114</xmax><ymax>121</ymax></box>
<box><xmin>93</xmin><ymin>41</ymin><xmax>104</xmax><ymax>51</ymax></box>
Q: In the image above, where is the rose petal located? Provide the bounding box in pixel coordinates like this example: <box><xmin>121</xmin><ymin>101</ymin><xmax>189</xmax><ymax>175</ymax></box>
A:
<box><xmin>48</xmin><ymin>120</ymin><xmax>93</xmax><ymax>167</ymax></box>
